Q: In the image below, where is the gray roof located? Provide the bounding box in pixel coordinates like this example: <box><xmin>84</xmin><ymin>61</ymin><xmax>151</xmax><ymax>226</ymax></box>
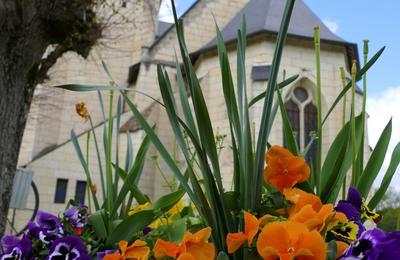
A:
<box><xmin>193</xmin><ymin>0</ymin><xmax>359</xmax><ymax>69</ymax></box>
<box><xmin>156</xmin><ymin>21</ymin><xmax>173</xmax><ymax>39</ymax></box>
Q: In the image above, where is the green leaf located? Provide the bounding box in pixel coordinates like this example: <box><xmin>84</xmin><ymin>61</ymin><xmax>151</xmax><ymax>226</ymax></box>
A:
<box><xmin>369</xmin><ymin>142</ymin><xmax>400</xmax><ymax>209</ymax></box>
<box><xmin>276</xmin><ymin>88</ymin><xmax>299</xmax><ymax>155</ymax></box>
<box><xmin>248</xmin><ymin>74</ymin><xmax>299</xmax><ymax>108</ymax></box>
<box><xmin>357</xmin><ymin>119</ymin><xmax>392</xmax><ymax>198</ymax></box>
<box><xmin>321</xmin><ymin>47</ymin><xmax>385</xmax><ymax>126</ymax></box>
<box><xmin>217</xmin><ymin>251</ymin><xmax>230</xmax><ymax>260</ymax></box>
<box><xmin>320</xmin><ymin>115</ymin><xmax>363</xmax><ymax>203</ymax></box>
<box><xmin>106</xmin><ymin>209</ymin><xmax>156</xmax><ymax>245</ymax></box>
<box><xmin>224</xmin><ymin>191</ymin><xmax>240</xmax><ymax>212</ymax></box>
<box><xmin>70</xmin><ymin>130</ymin><xmax>100</xmax><ymax>210</ymax></box>
<box><xmin>165</xmin><ymin>218</ymin><xmax>187</xmax><ymax>243</ymax></box>
<box><xmin>149</xmin><ymin>189</ymin><xmax>185</xmax><ymax>212</ymax></box>
<box><xmin>254</xmin><ymin>0</ymin><xmax>296</xmax><ymax>207</ymax></box>
<box><xmin>326</xmin><ymin>240</ymin><xmax>338</xmax><ymax>260</ymax></box>
<box><xmin>88</xmin><ymin>209</ymin><xmax>108</xmax><ymax>239</ymax></box>
<box><xmin>120</xmin><ymin>91</ymin><xmax>199</xmax><ymax>207</ymax></box>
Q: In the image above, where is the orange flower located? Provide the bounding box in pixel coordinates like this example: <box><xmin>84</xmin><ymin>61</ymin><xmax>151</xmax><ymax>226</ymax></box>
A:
<box><xmin>289</xmin><ymin>204</ymin><xmax>347</xmax><ymax>232</ymax></box>
<box><xmin>257</xmin><ymin>221</ymin><xmax>327</xmax><ymax>260</ymax></box>
<box><xmin>104</xmin><ymin>240</ymin><xmax>150</xmax><ymax>260</ymax></box>
<box><xmin>264</xmin><ymin>146</ymin><xmax>310</xmax><ymax>192</ymax></box>
<box><xmin>226</xmin><ymin>211</ymin><xmax>260</xmax><ymax>253</ymax></box>
<box><xmin>154</xmin><ymin>227</ymin><xmax>215</xmax><ymax>259</ymax></box>
<box><xmin>283</xmin><ymin>188</ymin><xmax>322</xmax><ymax>216</ymax></box>
<box><xmin>336</xmin><ymin>241</ymin><xmax>349</xmax><ymax>258</ymax></box>
<box><xmin>283</xmin><ymin>188</ymin><xmax>348</xmax><ymax>233</ymax></box>
<box><xmin>75</xmin><ymin>102</ymin><xmax>90</xmax><ymax>121</ymax></box>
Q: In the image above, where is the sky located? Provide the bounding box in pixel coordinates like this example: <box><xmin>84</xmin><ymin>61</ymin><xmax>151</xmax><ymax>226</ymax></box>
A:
<box><xmin>160</xmin><ymin>0</ymin><xmax>400</xmax><ymax>189</ymax></box>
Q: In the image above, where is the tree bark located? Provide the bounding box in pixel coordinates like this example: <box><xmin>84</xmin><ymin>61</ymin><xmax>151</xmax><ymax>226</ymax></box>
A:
<box><xmin>0</xmin><ymin>0</ymin><xmax>101</xmax><ymax>237</ymax></box>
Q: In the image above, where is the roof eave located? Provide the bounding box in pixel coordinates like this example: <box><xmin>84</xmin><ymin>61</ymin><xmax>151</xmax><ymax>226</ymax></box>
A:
<box><xmin>190</xmin><ymin>30</ymin><xmax>360</xmax><ymax>71</ymax></box>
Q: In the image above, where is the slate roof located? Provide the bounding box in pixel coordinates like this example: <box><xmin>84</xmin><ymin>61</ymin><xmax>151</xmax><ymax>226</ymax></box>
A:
<box><xmin>193</xmin><ymin>0</ymin><xmax>359</xmax><ymax>69</ymax></box>
<box><xmin>156</xmin><ymin>21</ymin><xmax>173</xmax><ymax>39</ymax></box>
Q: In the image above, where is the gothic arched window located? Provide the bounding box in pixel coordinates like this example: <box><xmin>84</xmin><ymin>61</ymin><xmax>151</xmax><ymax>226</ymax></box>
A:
<box><xmin>284</xmin><ymin>86</ymin><xmax>317</xmax><ymax>167</ymax></box>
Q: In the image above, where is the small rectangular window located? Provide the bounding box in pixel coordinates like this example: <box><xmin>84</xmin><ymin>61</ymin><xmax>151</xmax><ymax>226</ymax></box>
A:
<box><xmin>74</xmin><ymin>181</ymin><xmax>87</xmax><ymax>204</ymax></box>
<box><xmin>54</xmin><ymin>179</ymin><xmax>68</xmax><ymax>204</ymax></box>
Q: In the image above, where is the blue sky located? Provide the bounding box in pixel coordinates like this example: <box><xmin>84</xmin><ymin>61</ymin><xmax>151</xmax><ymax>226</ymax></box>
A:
<box><xmin>160</xmin><ymin>0</ymin><xmax>400</xmax><ymax>189</ymax></box>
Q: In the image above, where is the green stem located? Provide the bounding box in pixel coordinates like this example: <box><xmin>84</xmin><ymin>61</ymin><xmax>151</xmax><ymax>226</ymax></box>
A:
<box><xmin>106</xmin><ymin>85</ymin><xmax>115</xmax><ymax>216</ymax></box>
<box><xmin>88</xmin><ymin>116</ymin><xmax>106</xmax><ymax>200</ymax></box>
<box><xmin>340</xmin><ymin>67</ymin><xmax>347</xmax><ymax>200</ymax></box>
<box><xmin>314</xmin><ymin>27</ymin><xmax>323</xmax><ymax>194</ymax></box>
<box><xmin>85</xmin><ymin>132</ymin><xmax>92</xmax><ymax>212</ymax></box>
<box><xmin>359</xmin><ymin>40</ymin><xmax>369</xmax><ymax>178</ymax></box>
<box><xmin>153</xmin><ymin>157</ymin><xmax>175</xmax><ymax>192</ymax></box>
<box><xmin>351</xmin><ymin>61</ymin><xmax>357</xmax><ymax>186</ymax></box>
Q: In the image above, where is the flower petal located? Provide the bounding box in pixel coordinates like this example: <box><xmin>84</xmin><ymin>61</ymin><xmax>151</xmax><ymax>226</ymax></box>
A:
<box><xmin>153</xmin><ymin>239</ymin><xmax>179</xmax><ymax>258</ymax></box>
<box><xmin>226</xmin><ymin>232</ymin><xmax>246</xmax><ymax>253</ymax></box>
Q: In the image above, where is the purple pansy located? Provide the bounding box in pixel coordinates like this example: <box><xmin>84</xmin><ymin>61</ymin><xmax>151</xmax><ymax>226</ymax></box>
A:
<box><xmin>143</xmin><ymin>227</ymin><xmax>153</xmax><ymax>236</ymax></box>
<box><xmin>347</xmin><ymin>187</ymin><xmax>363</xmax><ymax>210</ymax></box>
<box><xmin>0</xmin><ymin>235</ymin><xmax>31</xmax><ymax>259</ymax></box>
<box><xmin>27</xmin><ymin>211</ymin><xmax>64</xmax><ymax>245</ymax></box>
<box><xmin>342</xmin><ymin>228</ymin><xmax>400</xmax><ymax>260</ymax></box>
<box><xmin>63</xmin><ymin>205</ymin><xmax>88</xmax><ymax>229</ymax></box>
<box><xmin>96</xmin><ymin>250</ymin><xmax>115</xmax><ymax>260</ymax></box>
<box><xmin>47</xmin><ymin>236</ymin><xmax>90</xmax><ymax>260</ymax></box>
<box><xmin>335</xmin><ymin>187</ymin><xmax>363</xmax><ymax>219</ymax></box>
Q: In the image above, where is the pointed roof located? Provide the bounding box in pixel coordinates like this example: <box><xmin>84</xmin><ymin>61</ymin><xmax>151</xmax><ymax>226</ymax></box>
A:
<box><xmin>193</xmin><ymin>0</ymin><xmax>358</xmax><ymax>69</ymax></box>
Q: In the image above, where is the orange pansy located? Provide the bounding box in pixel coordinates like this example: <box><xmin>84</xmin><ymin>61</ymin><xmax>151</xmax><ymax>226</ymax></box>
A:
<box><xmin>104</xmin><ymin>240</ymin><xmax>150</xmax><ymax>260</ymax></box>
<box><xmin>154</xmin><ymin>227</ymin><xmax>215</xmax><ymax>260</ymax></box>
<box><xmin>289</xmin><ymin>204</ymin><xmax>346</xmax><ymax>231</ymax></box>
<box><xmin>336</xmin><ymin>241</ymin><xmax>349</xmax><ymax>258</ymax></box>
<box><xmin>264</xmin><ymin>146</ymin><xmax>310</xmax><ymax>192</ymax></box>
<box><xmin>283</xmin><ymin>188</ymin><xmax>322</xmax><ymax>216</ymax></box>
<box><xmin>257</xmin><ymin>221</ymin><xmax>327</xmax><ymax>260</ymax></box>
<box><xmin>226</xmin><ymin>211</ymin><xmax>260</xmax><ymax>253</ymax></box>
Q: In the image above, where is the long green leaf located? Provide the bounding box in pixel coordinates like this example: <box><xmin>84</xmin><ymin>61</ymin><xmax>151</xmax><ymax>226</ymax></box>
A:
<box><xmin>120</xmin><ymin>91</ymin><xmax>198</xmax><ymax>205</ymax></box>
<box><xmin>357</xmin><ymin>119</ymin><xmax>392</xmax><ymax>198</ymax></box>
<box><xmin>70</xmin><ymin>130</ymin><xmax>100</xmax><ymax>210</ymax></box>
<box><xmin>248</xmin><ymin>74</ymin><xmax>299</xmax><ymax>108</ymax></box>
<box><xmin>369</xmin><ymin>142</ymin><xmax>400</xmax><ymax>209</ymax></box>
<box><xmin>254</xmin><ymin>0</ymin><xmax>296</xmax><ymax>207</ymax></box>
<box><xmin>88</xmin><ymin>209</ymin><xmax>108</xmax><ymax>239</ymax></box>
<box><xmin>106</xmin><ymin>209</ymin><xmax>156</xmax><ymax>245</ymax></box>
<box><xmin>321</xmin><ymin>115</ymin><xmax>363</xmax><ymax>203</ymax></box>
<box><xmin>321</xmin><ymin>47</ymin><xmax>385</xmax><ymax>126</ymax></box>
<box><xmin>276</xmin><ymin>88</ymin><xmax>299</xmax><ymax>155</ymax></box>
<box><xmin>149</xmin><ymin>189</ymin><xmax>185</xmax><ymax>212</ymax></box>
<box><xmin>110</xmin><ymin>131</ymin><xmax>152</xmax><ymax>218</ymax></box>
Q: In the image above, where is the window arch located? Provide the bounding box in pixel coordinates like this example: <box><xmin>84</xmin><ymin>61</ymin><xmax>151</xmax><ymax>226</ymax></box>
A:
<box><xmin>284</xmin><ymin>86</ymin><xmax>317</xmax><ymax>167</ymax></box>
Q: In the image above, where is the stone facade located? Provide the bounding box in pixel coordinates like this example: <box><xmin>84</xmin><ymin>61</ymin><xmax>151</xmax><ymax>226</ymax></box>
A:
<box><xmin>8</xmin><ymin>0</ymin><xmax>368</xmax><ymax>233</ymax></box>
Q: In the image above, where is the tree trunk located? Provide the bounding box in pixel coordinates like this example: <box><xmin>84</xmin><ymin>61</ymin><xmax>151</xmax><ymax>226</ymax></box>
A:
<box><xmin>0</xmin><ymin>0</ymin><xmax>101</xmax><ymax>237</ymax></box>
<box><xmin>0</xmin><ymin>3</ymin><xmax>48</xmax><ymax>236</ymax></box>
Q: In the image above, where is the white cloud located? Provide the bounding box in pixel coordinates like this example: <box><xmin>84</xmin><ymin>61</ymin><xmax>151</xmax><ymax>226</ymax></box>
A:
<box><xmin>367</xmin><ymin>86</ymin><xmax>400</xmax><ymax>190</ymax></box>
<box><xmin>158</xmin><ymin>0</ymin><xmax>177</xmax><ymax>23</ymax></box>
<box><xmin>323</xmin><ymin>19</ymin><xmax>339</xmax><ymax>34</ymax></box>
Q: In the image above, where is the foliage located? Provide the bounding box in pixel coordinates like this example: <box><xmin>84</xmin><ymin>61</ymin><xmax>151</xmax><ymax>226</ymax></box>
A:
<box><xmin>48</xmin><ymin>0</ymin><xmax>400</xmax><ymax>258</ymax></box>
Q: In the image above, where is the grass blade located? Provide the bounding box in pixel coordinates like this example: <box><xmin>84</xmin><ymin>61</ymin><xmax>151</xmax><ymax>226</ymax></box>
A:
<box><xmin>368</xmin><ymin>142</ymin><xmax>400</xmax><ymax>209</ymax></box>
<box><xmin>357</xmin><ymin>119</ymin><xmax>392</xmax><ymax>198</ymax></box>
<box><xmin>254</xmin><ymin>0</ymin><xmax>296</xmax><ymax>207</ymax></box>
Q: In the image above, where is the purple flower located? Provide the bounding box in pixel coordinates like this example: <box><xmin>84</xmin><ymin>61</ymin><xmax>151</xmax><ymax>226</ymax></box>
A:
<box><xmin>36</xmin><ymin>211</ymin><xmax>62</xmax><ymax>233</ymax></box>
<box><xmin>143</xmin><ymin>227</ymin><xmax>153</xmax><ymax>236</ymax></box>
<box><xmin>63</xmin><ymin>205</ymin><xmax>88</xmax><ymax>229</ymax></box>
<box><xmin>347</xmin><ymin>187</ymin><xmax>363</xmax><ymax>210</ymax></box>
<box><xmin>27</xmin><ymin>211</ymin><xmax>64</xmax><ymax>245</ymax></box>
<box><xmin>47</xmin><ymin>236</ymin><xmax>90</xmax><ymax>260</ymax></box>
<box><xmin>342</xmin><ymin>228</ymin><xmax>400</xmax><ymax>260</ymax></box>
<box><xmin>0</xmin><ymin>235</ymin><xmax>31</xmax><ymax>259</ymax></box>
<box><xmin>96</xmin><ymin>250</ymin><xmax>115</xmax><ymax>260</ymax></box>
<box><xmin>336</xmin><ymin>201</ymin><xmax>360</xmax><ymax>221</ymax></box>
